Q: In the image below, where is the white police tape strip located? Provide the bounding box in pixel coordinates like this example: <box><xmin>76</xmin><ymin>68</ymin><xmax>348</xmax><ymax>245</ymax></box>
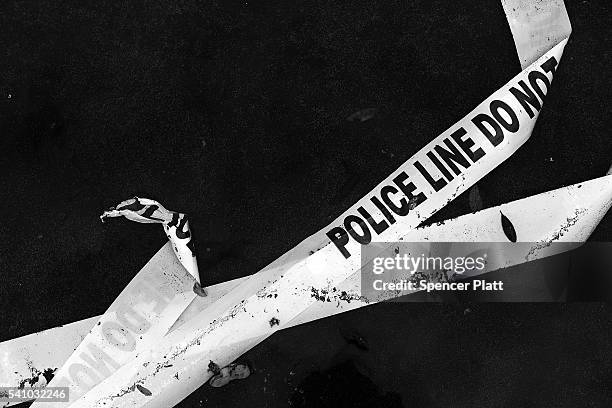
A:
<box><xmin>61</xmin><ymin>2</ymin><xmax>575</xmax><ymax>406</ymax></box>
<box><xmin>292</xmin><ymin>172</ymin><xmax>612</xmax><ymax>315</ymax></box>
<box><xmin>2</xmin><ymin>1</ymin><xmax>576</xmax><ymax>407</ymax></box>
<box><xmin>0</xmin><ymin>272</ymin><xmax>247</xmax><ymax>408</ymax></box>
<box><xmin>503</xmin><ymin>0</ymin><xmax>572</xmax><ymax>68</ymax></box>
<box><xmin>18</xmin><ymin>198</ymin><xmax>209</xmax><ymax>407</ymax></box>
<box><xmin>72</xmin><ymin>173</ymin><xmax>612</xmax><ymax>408</ymax></box>
<box><xmin>1</xmin><ymin>7</ymin><xmax>574</xmax><ymax>392</ymax></box>
<box><xmin>100</xmin><ymin>197</ymin><xmax>201</xmax><ymax>284</ymax></box>
<box><xmin>23</xmin><ymin>243</ymin><xmax>204</xmax><ymax>407</ymax></box>
<box><xmin>4</xmin><ymin>171</ymin><xmax>611</xmax><ymax>407</ymax></box>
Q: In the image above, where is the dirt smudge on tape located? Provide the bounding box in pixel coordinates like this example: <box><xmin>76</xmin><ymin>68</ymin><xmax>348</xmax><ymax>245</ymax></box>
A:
<box><xmin>526</xmin><ymin>208</ymin><xmax>587</xmax><ymax>259</ymax></box>
<box><xmin>311</xmin><ymin>287</ymin><xmax>369</xmax><ymax>305</ymax></box>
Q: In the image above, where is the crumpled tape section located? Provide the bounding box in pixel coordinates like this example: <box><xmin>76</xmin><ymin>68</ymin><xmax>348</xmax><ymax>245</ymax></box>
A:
<box><xmin>101</xmin><ymin>197</ymin><xmax>200</xmax><ymax>284</ymax></box>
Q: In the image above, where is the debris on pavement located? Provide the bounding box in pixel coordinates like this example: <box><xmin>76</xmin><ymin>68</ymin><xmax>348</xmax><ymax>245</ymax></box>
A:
<box><xmin>209</xmin><ymin>363</ymin><xmax>251</xmax><ymax>388</ymax></box>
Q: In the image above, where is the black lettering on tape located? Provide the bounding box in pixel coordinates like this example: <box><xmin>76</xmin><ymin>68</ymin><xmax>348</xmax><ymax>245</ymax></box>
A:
<box><xmin>381</xmin><ymin>185</ymin><xmax>409</xmax><ymax>216</ymax></box>
<box><xmin>541</xmin><ymin>56</ymin><xmax>558</xmax><ymax>77</ymax></box>
<box><xmin>392</xmin><ymin>172</ymin><xmax>428</xmax><ymax>205</ymax></box>
<box><xmin>450</xmin><ymin>127</ymin><xmax>485</xmax><ymax>163</ymax></box>
<box><xmin>490</xmin><ymin>100</ymin><xmax>519</xmax><ymax>133</ymax></box>
<box><xmin>326</xmin><ymin>226</ymin><xmax>351</xmax><ymax>258</ymax></box>
<box><xmin>414</xmin><ymin>160</ymin><xmax>446</xmax><ymax>191</ymax></box>
<box><xmin>472</xmin><ymin>113</ymin><xmax>504</xmax><ymax>147</ymax></box>
<box><xmin>167</xmin><ymin>213</ymin><xmax>191</xmax><ymax>239</ymax></box>
<box><xmin>427</xmin><ymin>151</ymin><xmax>454</xmax><ymax>182</ymax></box>
<box><xmin>528</xmin><ymin>70</ymin><xmax>550</xmax><ymax>102</ymax></box>
<box><xmin>344</xmin><ymin>215</ymin><xmax>372</xmax><ymax>245</ymax></box>
<box><xmin>510</xmin><ymin>80</ymin><xmax>541</xmax><ymax>119</ymax></box>
<box><xmin>370</xmin><ymin>196</ymin><xmax>396</xmax><ymax>225</ymax></box>
<box><xmin>326</xmin><ymin>173</ymin><xmax>427</xmax><ymax>259</ymax></box>
<box><xmin>434</xmin><ymin>138</ymin><xmax>471</xmax><ymax>176</ymax></box>
<box><xmin>357</xmin><ymin>206</ymin><xmax>389</xmax><ymax>235</ymax></box>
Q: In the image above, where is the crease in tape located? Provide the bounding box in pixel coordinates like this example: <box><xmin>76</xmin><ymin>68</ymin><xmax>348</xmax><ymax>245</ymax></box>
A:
<box><xmin>100</xmin><ymin>197</ymin><xmax>201</xmax><ymax>285</ymax></box>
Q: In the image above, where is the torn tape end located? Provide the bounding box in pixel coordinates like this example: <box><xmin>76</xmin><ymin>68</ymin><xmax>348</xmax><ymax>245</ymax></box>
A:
<box><xmin>101</xmin><ymin>197</ymin><xmax>201</xmax><ymax>285</ymax></box>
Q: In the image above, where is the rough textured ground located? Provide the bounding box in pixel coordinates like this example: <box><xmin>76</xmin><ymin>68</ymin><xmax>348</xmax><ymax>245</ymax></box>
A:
<box><xmin>1</xmin><ymin>0</ymin><xmax>611</xmax><ymax>407</ymax></box>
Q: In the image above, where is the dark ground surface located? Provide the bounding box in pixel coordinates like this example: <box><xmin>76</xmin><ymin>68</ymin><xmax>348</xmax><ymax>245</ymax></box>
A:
<box><xmin>1</xmin><ymin>0</ymin><xmax>612</xmax><ymax>407</ymax></box>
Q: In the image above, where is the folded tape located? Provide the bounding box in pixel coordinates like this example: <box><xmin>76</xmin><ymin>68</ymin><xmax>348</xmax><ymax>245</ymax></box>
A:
<box><xmin>100</xmin><ymin>197</ymin><xmax>201</xmax><ymax>286</ymax></box>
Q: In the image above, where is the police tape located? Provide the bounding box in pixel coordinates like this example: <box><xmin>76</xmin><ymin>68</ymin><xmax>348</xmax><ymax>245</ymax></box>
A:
<box><xmin>5</xmin><ymin>0</ymin><xmax>584</xmax><ymax>407</ymax></box>
<box><xmin>0</xmin><ymin>272</ymin><xmax>247</xmax><ymax>408</ymax></box>
<box><xmin>70</xmin><ymin>174</ymin><xmax>612</xmax><ymax>408</ymax></box>
<box><xmin>3</xmin><ymin>169</ymin><xmax>612</xmax><ymax>407</ymax></box>
<box><xmin>15</xmin><ymin>199</ymin><xmax>209</xmax><ymax>405</ymax></box>
<box><xmin>100</xmin><ymin>197</ymin><xmax>201</xmax><ymax>286</ymax></box>
<box><xmin>0</xmin><ymin>202</ymin><xmax>204</xmax><ymax>406</ymax></box>
<box><xmin>54</xmin><ymin>1</ymin><xmax>578</xmax><ymax>407</ymax></box>
<box><xmin>37</xmin><ymin>38</ymin><xmax>565</xmax><ymax>401</ymax></box>
<box><xmin>27</xmin><ymin>242</ymin><xmax>201</xmax><ymax>406</ymax></box>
